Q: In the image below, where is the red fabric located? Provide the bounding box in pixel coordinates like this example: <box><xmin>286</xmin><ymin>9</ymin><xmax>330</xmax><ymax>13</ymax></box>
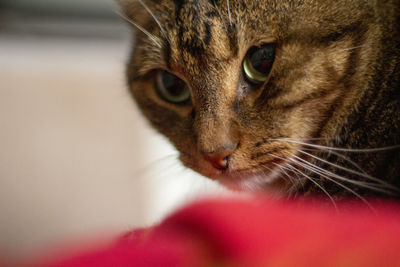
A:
<box><xmin>34</xmin><ymin>197</ymin><xmax>400</xmax><ymax>266</ymax></box>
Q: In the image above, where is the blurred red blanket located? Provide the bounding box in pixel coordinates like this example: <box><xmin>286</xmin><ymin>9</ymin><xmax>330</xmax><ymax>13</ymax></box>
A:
<box><xmin>35</xmin><ymin>197</ymin><xmax>400</xmax><ymax>266</ymax></box>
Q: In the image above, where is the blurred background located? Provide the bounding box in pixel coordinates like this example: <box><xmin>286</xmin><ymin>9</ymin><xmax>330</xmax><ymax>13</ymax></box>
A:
<box><xmin>0</xmin><ymin>0</ymin><xmax>227</xmax><ymax>262</ymax></box>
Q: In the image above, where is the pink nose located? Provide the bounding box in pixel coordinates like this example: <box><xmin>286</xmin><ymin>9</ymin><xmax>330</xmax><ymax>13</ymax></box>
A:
<box><xmin>204</xmin><ymin>149</ymin><xmax>234</xmax><ymax>170</ymax></box>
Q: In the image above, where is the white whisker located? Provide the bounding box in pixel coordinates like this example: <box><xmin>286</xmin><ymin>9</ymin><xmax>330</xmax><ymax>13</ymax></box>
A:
<box><xmin>340</xmin><ymin>45</ymin><xmax>364</xmax><ymax>51</ymax></box>
<box><xmin>282</xmin><ymin>162</ymin><xmax>338</xmax><ymax>210</ymax></box>
<box><xmin>271</xmin><ymin>163</ymin><xmax>295</xmax><ymax>185</ymax></box>
<box><xmin>281</xmin><ymin>163</ymin><xmax>307</xmax><ymax>195</ymax></box>
<box><xmin>298</xmin><ymin>149</ymin><xmax>399</xmax><ymax>191</ymax></box>
<box><xmin>268</xmin><ymin>137</ymin><xmax>400</xmax><ymax>153</ymax></box>
<box><xmin>132</xmin><ymin>154</ymin><xmax>178</xmax><ymax>179</ymax></box>
<box><xmin>290</xmin><ymin>158</ymin><xmax>374</xmax><ymax>210</ymax></box>
<box><xmin>116</xmin><ymin>11</ymin><xmax>162</xmax><ymax>48</ymax></box>
<box><xmin>292</xmin><ymin>154</ymin><xmax>396</xmax><ymax>196</ymax></box>
<box><xmin>277</xmin><ymin>164</ymin><xmax>304</xmax><ymax>193</ymax></box>
<box><xmin>266</xmin><ymin>154</ymin><xmax>305</xmax><ymax>194</ymax></box>
<box><xmin>267</xmin><ymin>153</ymin><xmax>337</xmax><ymax>208</ymax></box>
<box><xmin>303</xmin><ymin>147</ymin><xmax>368</xmax><ymax>175</ymax></box>
<box><xmin>137</xmin><ymin>0</ymin><xmax>169</xmax><ymax>41</ymax></box>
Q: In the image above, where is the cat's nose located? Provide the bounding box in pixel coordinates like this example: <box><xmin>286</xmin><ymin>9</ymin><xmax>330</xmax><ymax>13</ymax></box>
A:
<box><xmin>203</xmin><ymin>148</ymin><xmax>235</xmax><ymax>170</ymax></box>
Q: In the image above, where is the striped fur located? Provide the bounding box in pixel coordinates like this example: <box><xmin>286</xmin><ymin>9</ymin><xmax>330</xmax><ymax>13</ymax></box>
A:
<box><xmin>120</xmin><ymin>0</ymin><xmax>400</xmax><ymax>199</ymax></box>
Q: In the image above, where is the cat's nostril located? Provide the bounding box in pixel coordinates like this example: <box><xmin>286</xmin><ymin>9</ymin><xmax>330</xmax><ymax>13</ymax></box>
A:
<box><xmin>204</xmin><ymin>150</ymin><xmax>234</xmax><ymax>170</ymax></box>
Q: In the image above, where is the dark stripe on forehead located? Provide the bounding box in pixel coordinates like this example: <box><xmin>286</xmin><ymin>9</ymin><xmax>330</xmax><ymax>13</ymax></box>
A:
<box><xmin>176</xmin><ymin>1</ymin><xmax>207</xmax><ymax>62</ymax></box>
<box><xmin>173</xmin><ymin>0</ymin><xmax>184</xmax><ymax>10</ymax></box>
<box><xmin>163</xmin><ymin>40</ymin><xmax>172</xmax><ymax>69</ymax></box>
<box><xmin>227</xmin><ymin>23</ymin><xmax>239</xmax><ymax>57</ymax></box>
<box><xmin>172</xmin><ymin>0</ymin><xmax>239</xmax><ymax>66</ymax></box>
<box><xmin>286</xmin><ymin>21</ymin><xmax>366</xmax><ymax>46</ymax></box>
<box><xmin>173</xmin><ymin>0</ymin><xmax>185</xmax><ymax>23</ymax></box>
<box><xmin>320</xmin><ymin>22</ymin><xmax>365</xmax><ymax>44</ymax></box>
<box><xmin>204</xmin><ymin>22</ymin><xmax>212</xmax><ymax>46</ymax></box>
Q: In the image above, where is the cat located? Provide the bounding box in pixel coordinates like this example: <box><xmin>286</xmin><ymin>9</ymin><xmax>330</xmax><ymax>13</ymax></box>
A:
<box><xmin>117</xmin><ymin>0</ymin><xmax>400</xmax><ymax>200</ymax></box>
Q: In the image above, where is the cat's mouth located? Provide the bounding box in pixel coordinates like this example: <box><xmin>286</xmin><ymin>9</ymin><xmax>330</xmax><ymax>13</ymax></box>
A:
<box><xmin>180</xmin><ymin>154</ymin><xmax>291</xmax><ymax>192</ymax></box>
<box><xmin>216</xmin><ymin>158</ymin><xmax>290</xmax><ymax>192</ymax></box>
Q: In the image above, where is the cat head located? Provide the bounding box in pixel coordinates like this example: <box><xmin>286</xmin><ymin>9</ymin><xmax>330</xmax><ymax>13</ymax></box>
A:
<box><xmin>119</xmin><ymin>0</ymin><xmax>376</xmax><ymax>192</ymax></box>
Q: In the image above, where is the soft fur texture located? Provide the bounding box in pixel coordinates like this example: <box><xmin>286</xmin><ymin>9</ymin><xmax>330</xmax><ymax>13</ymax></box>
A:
<box><xmin>120</xmin><ymin>0</ymin><xmax>400</xmax><ymax>199</ymax></box>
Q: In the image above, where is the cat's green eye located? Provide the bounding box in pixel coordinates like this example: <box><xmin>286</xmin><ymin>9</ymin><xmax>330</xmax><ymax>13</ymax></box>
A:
<box><xmin>155</xmin><ymin>70</ymin><xmax>190</xmax><ymax>104</ymax></box>
<box><xmin>243</xmin><ymin>44</ymin><xmax>275</xmax><ymax>84</ymax></box>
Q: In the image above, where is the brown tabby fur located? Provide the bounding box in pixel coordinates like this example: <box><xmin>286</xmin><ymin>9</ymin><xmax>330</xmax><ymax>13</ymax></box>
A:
<box><xmin>119</xmin><ymin>0</ymin><xmax>400</xmax><ymax>199</ymax></box>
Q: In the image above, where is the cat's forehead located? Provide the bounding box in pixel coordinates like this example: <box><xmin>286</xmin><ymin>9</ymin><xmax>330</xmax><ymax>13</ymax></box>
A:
<box><xmin>165</xmin><ymin>0</ymin><xmax>240</xmax><ymax>75</ymax></box>
<box><xmin>124</xmin><ymin>0</ymin><xmax>370</xmax><ymax>77</ymax></box>
<box><xmin>126</xmin><ymin>0</ymin><xmax>279</xmax><ymax>75</ymax></box>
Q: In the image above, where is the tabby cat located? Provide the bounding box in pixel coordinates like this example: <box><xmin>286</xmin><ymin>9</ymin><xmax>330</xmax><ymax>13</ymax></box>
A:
<box><xmin>117</xmin><ymin>0</ymin><xmax>400</xmax><ymax>200</ymax></box>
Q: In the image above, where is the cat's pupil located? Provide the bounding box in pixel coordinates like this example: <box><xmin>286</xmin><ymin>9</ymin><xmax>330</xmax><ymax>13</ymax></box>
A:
<box><xmin>250</xmin><ymin>47</ymin><xmax>274</xmax><ymax>74</ymax></box>
<box><xmin>161</xmin><ymin>71</ymin><xmax>184</xmax><ymax>94</ymax></box>
<box><xmin>243</xmin><ymin>44</ymin><xmax>275</xmax><ymax>84</ymax></box>
<box><xmin>155</xmin><ymin>70</ymin><xmax>190</xmax><ymax>104</ymax></box>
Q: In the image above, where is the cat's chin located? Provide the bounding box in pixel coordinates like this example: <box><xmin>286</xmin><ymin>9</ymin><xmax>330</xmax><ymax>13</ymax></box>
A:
<box><xmin>215</xmin><ymin>168</ymin><xmax>287</xmax><ymax>193</ymax></box>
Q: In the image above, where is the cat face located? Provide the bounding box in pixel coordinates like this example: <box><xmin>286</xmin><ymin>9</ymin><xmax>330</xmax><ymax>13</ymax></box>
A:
<box><xmin>121</xmin><ymin>0</ymin><xmax>382</xmax><ymax>193</ymax></box>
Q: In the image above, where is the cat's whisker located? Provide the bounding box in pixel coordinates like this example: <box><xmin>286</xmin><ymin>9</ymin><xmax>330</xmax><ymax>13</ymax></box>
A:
<box><xmin>265</xmin><ymin>151</ymin><xmax>394</xmax><ymax>199</ymax></box>
<box><xmin>298</xmin><ymin>149</ymin><xmax>399</xmax><ymax>191</ymax></box>
<box><xmin>281</xmin><ymin>163</ymin><xmax>308</xmax><ymax>198</ymax></box>
<box><xmin>259</xmin><ymin>165</ymin><xmax>279</xmax><ymax>182</ymax></box>
<box><xmin>340</xmin><ymin>45</ymin><xmax>364</xmax><ymax>51</ymax></box>
<box><xmin>133</xmin><ymin>159</ymin><xmax>184</xmax><ymax>192</ymax></box>
<box><xmin>155</xmin><ymin>165</ymin><xmax>190</xmax><ymax>192</ymax></box>
<box><xmin>267</xmin><ymin>153</ymin><xmax>337</xmax><ymax>208</ymax></box>
<box><xmin>226</xmin><ymin>0</ymin><xmax>233</xmax><ymax>26</ymax></box>
<box><xmin>288</xmin><ymin>138</ymin><xmax>378</xmax><ymax>184</ymax></box>
<box><xmin>271</xmin><ymin>163</ymin><xmax>295</xmax><ymax>186</ymax></box>
<box><xmin>289</xmin><ymin>158</ymin><xmax>374</xmax><ymax>210</ymax></box>
<box><xmin>302</xmin><ymin>147</ymin><xmax>368</xmax><ymax>175</ymax></box>
<box><xmin>116</xmin><ymin>11</ymin><xmax>162</xmax><ymax>48</ymax></box>
<box><xmin>241</xmin><ymin>172</ymin><xmax>265</xmax><ymax>192</ymax></box>
<box><xmin>292</xmin><ymin>154</ymin><xmax>397</xmax><ymax>196</ymax></box>
<box><xmin>259</xmin><ymin>164</ymin><xmax>291</xmax><ymax>188</ymax></box>
<box><xmin>281</xmin><ymin>163</ymin><xmax>306</xmax><ymax>191</ymax></box>
<box><xmin>292</xmin><ymin>154</ymin><xmax>380</xmax><ymax>189</ymax></box>
<box><xmin>272</xmin><ymin>163</ymin><xmax>307</xmax><ymax>199</ymax></box>
<box><xmin>287</xmin><ymin>137</ymin><xmax>328</xmax><ymax>141</ymax></box>
<box><xmin>268</xmin><ymin>137</ymin><xmax>400</xmax><ymax>153</ymax></box>
<box><xmin>281</xmin><ymin>161</ymin><xmax>338</xmax><ymax>210</ymax></box>
<box><xmin>265</xmin><ymin>154</ymin><xmax>305</xmax><ymax>195</ymax></box>
<box><xmin>137</xmin><ymin>0</ymin><xmax>170</xmax><ymax>42</ymax></box>
<box><xmin>282</xmin><ymin>163</ymin><xmax>302</xmax><ymax>181</ymax></box>
<box><xmin>132</xmin><ymin>154</ymin><xmax>179</xmax><ymax>178</ymax></box>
